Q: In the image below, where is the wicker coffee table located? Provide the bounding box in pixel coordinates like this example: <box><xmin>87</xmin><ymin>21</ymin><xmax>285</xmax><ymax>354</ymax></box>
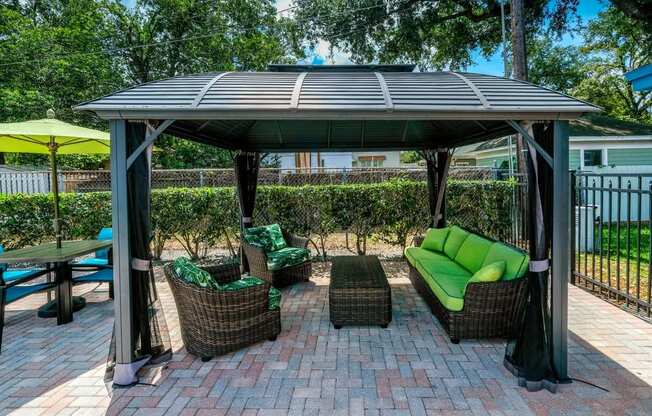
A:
<box><xmin>329</xmin><ymin>255</ymin><xmax>392</xmax><ymax>329</ymax></box>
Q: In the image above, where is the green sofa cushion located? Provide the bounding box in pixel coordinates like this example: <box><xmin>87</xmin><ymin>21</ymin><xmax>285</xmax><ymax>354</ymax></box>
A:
<box><xmin>454</xmin><ymin>234</ymin><xmax>494</xmax><ymax>273</ymax></box>
<box><xmin>443</xmin><ymin>226</ymin><xmax>470</xmax><ymax>259</ymax></box>
<box><xmin>482</xmin><ymin>243</ymin><xmax>529</xmax><ymax>280</ymax></box>
<box><xmin>173</xmin><ymin>257</ymin><xmax>218</xmax><ymax>289</ymax></box>
<box><xmin>266</xmin><ymin>247</ymin><xmax>310</xmax><ymax>271</ymax></box>
<box><xmin>244</xmin><ymin>223</ymin><xmax>287</xmax><ymax>252</ymax></box>
<box><xmin>415</xmin><ymin>260</ymin><xmax>467</xmax><ymax>312</ymax></box>
<box><xmin>404</xmin><ymin>246</ymin><xmax>449</xmax><ymax>267</ymax></box>
<box><xmin>421</xmin><ymin>227</ymin><xmax>450</xmax><ymax>252</ymax></box>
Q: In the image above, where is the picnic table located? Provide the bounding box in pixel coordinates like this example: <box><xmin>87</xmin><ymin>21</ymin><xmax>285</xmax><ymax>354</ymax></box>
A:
<box><xmin>0</xmin><ymin>240</ymin><xmax>112</xmax><ymax>325</ymax></box>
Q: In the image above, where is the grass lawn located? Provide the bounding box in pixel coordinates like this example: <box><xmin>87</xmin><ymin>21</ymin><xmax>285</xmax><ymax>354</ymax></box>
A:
<box><xmin>596</xmin><ymin>223</ymin><xmax>650</xmax><ymax>264</ymax></box>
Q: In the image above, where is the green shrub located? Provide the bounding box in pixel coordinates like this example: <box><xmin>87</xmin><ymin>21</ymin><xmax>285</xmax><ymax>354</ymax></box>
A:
<box><xmin>0</xmin><ymin>180</ymin><xmax>517</xmax><ymax>257</ymax></box>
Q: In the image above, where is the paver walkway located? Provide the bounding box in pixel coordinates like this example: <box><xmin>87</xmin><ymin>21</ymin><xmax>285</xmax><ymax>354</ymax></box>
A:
<box><xmin>1</xmin><ymin>263</ymin><xmax>651</xmax><ymax>415</ymax></box>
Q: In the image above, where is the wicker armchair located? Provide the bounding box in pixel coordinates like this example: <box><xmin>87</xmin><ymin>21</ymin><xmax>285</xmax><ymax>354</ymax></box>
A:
<box><xmin>408</xmin><ymin>235</ymin><xmax>528</xmax><ymax>343</ymax></box>
<box><xmin>242</xmin><ymin>229</ymin><xmax>312</xmax><ymax>288</ymax></box>
<box><xmin>164</xmin><ymin>262</ymin><xmax>281</xmax><ymax>360</ymax></box>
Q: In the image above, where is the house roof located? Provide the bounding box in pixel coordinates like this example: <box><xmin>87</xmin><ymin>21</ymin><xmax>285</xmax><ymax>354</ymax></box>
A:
<box><xmin>75</xmin><ymin>67</ymin><xmax>600</xmax><ymax>152</ymax></box>
<box><xmin>467</xmin><ymin>114</ymin><xmax>652</xmax><ymax>154</ymax></box>
<box><xmin>625</xmin><ymin>64</ymin><xmax>652</xmax><ymax>91</ymax></box>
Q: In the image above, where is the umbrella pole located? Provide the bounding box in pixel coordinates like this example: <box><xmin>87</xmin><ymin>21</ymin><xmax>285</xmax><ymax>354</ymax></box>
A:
<box><xmin>49</xmin><ymin>136</ymin><xmax>62</xmax><ymax>248</ymax></box>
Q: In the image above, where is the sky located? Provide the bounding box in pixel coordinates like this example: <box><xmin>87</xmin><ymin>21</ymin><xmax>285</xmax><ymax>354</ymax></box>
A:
<box><xmin>276</xmin><ymin>0</ymin><xmax>608</xmax><ymax>75</ymax></box>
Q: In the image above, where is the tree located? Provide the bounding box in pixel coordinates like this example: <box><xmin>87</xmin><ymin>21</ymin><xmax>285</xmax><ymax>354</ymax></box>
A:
<box><xmin>573</xmin><ymin>7</ymin><xmax>652</xmax><ymax>121</ymax></box>
<box><xmin>528</xmin><ymin>37</ymin><xmax>587</xmax><ymax>94</ymax></box>
<box><xmin>293</xmin><ymin>0</ymin><xmax>579</xmax><ymax>70</ymax></box>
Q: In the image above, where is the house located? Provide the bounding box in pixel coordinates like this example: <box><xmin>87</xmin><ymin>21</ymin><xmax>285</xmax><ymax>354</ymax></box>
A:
<box><xmin>277</xmin><ymin>151</ymin><xmax>402</xmax><ymax>169</ymax></box>
<box><xmin>454</xmin><ymin>114</ymin><xmax>652</xmax><ymax>173</ymax></box>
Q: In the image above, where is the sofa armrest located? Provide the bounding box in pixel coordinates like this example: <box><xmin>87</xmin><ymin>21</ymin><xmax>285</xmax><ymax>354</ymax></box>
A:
<box><xmin>285</xmin><ymin>232</ymin><xmax>310</xmax><ymax>249</ymax></box>
<box><xmin>463</xmin><ymin>278</ymin><xmax>528</xmax><ymax>316</ymax></box>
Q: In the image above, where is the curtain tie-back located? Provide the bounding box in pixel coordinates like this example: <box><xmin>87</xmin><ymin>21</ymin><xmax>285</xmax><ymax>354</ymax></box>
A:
<box><xmin>131</xmin><ymin>258</ymin><xmax>151</xmax><ymax>271</ymax></box>
<box><xmin>529</xmin><ymin>259</ymin><xmax>549</xmax><ymax>272</ymax></box>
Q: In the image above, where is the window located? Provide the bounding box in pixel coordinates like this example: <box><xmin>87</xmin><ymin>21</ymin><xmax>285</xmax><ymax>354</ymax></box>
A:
<box><xmin>583</xmin><ymin>149</ymin><xmax>603</xmax><ymax>167</ymax></box>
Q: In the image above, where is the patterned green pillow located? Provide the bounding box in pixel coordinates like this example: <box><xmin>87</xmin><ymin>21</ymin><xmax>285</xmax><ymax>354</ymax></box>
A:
<box><xmin>244</xmin><ymin>224</ymin><xmax>287</xmax><ymax>252</ymax></box>
<box><xmin>173</xmin><ymin>257</ymin><xmax>218</xmax><ymax>289</ymax></box>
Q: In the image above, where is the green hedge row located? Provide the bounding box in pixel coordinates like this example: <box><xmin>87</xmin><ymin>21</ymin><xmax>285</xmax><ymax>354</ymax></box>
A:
<box><xmin>0</xmin><ymin>179</ymin><xmax>518</xmax><ymax>259</ymax></box>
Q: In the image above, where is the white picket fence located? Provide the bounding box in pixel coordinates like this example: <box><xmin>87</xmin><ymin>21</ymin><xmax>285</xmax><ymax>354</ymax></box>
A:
<box><xmin>0</xmin><ymin>171</ymin><xmax>62</xmax><ymax>195</ymax></box>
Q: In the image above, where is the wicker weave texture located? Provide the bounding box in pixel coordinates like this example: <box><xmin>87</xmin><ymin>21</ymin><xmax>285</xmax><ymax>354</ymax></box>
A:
<box><xmin>242</xmin><ymin>229</ymin><xmax>312</xmax><ymax>288</ymax></box>
<box><xmin>407</xmin><ymin>263</ymin><xmax>527</xmax><ymax>342</ymax></box>
<box><xmin>329</xmin><ymin>256</ymin><xmax>392</xmax><ymax>328</ymax></box>
<box><xmin>164</xmin><ymin>263</ymin><xmax>281</xmax><ymax>359</ymax></box>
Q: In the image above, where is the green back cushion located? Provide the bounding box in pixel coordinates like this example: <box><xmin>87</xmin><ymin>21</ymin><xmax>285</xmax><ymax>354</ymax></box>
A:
<box><xmin>482</xmin><ymin>243</ymin><xmax>529</xmax><ymax>280</ymax></box>
<box><xmin>244</xmin><ymin>223</ymin><xmax>287</xmax><ymax>252</ymax></box>
<box><xmin>421</xmin><ymin>227</ymin><xmax>450</xmax><ymax>252</ymax></box>
<box><xmin>173</xmin><ymin>257</ymin><xmax>218</xmax><ymax>289</ymax></box>
<box><xmin>454</xmin><ymin>234</ymin><xmax>494</xmax><ymax>273</ymax></box>
<box><xmin>443</xmin><ymin>226</ymin><xmax>470</xmax><ymax>259</ymax></box>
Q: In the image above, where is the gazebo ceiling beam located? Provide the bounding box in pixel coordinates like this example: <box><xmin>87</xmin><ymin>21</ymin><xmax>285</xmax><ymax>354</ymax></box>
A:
<box><xmin>507</xmin><ymin>120</ymin><xmax>554</xmax><ymax>167</ymax></box>
<box><xmin>126</xmin><ymin>119</ymin><xmax>174</xmax><ymax>169</ymax></box>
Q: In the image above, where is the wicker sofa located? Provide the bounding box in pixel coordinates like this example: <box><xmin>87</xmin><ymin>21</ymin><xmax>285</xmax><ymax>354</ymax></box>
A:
<box><xmin>241</xmin><ymin>224</ymin><xmax>312</xmax><ymax>288</ymax></box>
<box><xmin>406</xmin><ymin>225</ymin><xmax>529</xmax><ymax>344</ymax></box>
<box><xmin>164</xmin><ymin>261</ymin><xmax>281</xmax><ymax>360</ymax></box>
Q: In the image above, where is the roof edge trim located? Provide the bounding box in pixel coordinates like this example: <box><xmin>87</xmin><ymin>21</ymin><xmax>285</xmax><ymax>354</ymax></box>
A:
<box><xmin>450</xmin><ymin>72</ymin><xmax>491</xmax><ymax>109</ymax></box>
<box><xmin>374</xmin><ymin>72</ymin><xmax>394</xmax><ymax>112</ymax></box>
<box><xmin>192</xmin><ymin>72</ymin><xmax>231</xmax><ymax>108</ymax></box>
<box><xmin>290</xmin><ymin>72</ymin><xmax>308</xmax><ymax>110</ymax></box>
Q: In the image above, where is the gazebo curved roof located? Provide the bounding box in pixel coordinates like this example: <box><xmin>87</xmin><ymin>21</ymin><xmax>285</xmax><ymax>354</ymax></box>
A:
<box><xmin>75</xmin><ymin>68</ymin><xmax>600</xmax><ymax>151</ymax></box>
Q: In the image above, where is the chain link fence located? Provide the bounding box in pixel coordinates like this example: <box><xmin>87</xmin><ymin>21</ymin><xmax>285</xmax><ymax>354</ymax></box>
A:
<box><xmin>0</xmin><ymin>166</ymin><xmax>511</xmax><ymax>193</ymax></box>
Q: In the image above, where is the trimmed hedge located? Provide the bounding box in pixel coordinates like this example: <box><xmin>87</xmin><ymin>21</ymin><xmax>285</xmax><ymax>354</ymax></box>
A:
<box><xmin>0</xmin><ymin>179</ymin><xmax>518</xmax><ymax>258</ymax></box>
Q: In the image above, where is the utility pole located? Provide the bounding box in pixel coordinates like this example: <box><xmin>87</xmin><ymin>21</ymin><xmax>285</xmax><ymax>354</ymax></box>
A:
<box><xmin>511</xmin><ymin>0</ymin><xmax>528</xmax><ymax>174</ymax></box>
<box><xmin>499</xmin><ymin>0</ymin><xmax>515</xmax><ymax>176</ymax></box>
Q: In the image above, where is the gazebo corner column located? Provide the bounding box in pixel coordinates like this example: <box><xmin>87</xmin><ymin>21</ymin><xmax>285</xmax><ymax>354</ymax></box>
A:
<box><xmin>109</xmin><ymin>120</ymin><xmax>145</xmax><ymax>386</ymax></box>
<box><xmin>551</xmin><ymin>120</ymin><xmax>570</xmax><ymax>380</ymax></box>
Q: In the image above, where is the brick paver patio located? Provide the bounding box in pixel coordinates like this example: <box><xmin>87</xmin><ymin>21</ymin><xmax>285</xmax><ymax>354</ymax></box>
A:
<box><xmin>1</xmin><ymin>262</ymin><xmax>651</xmax><ymax>415</ymax></box>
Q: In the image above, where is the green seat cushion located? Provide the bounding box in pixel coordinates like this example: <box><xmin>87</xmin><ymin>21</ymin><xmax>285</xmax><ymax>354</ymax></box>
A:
<box><xmin>417</xmin><ymin>258</ymin><xmax>471</xmax><ymax>277</ymax></box>
<box><xmin>404</xmin><ymin>247</ymin><xmax>449</xmax><ymax>267</ymax></box>
<box><xmin>244</xmin><ymin>223</ymin><xmax>287</xmax><ymax>252</ymax></box>
<box><xmin>266</xmin><ymin>247</ymin><xmax>310</xmax><ymax>271</ymax></box>
<box><xmin>415</xmin><ymin>261</ymin><xmax>468</xmax><ymax>312</ymax></box>
<box><xmin>420</xmin><ymin>227</ymin><xmax>450</xmax><ymax>252</ymax></box>
<box><xmin>454</xmin><ymin>234</ymin><xmax>494</xmax><ymax>273</ymax></box>
<box><xmin>222</xmin><ymin>276</ymin><xmax>282</xmax><ymax>310</ymax></box>
<box><xmin>443</xmin><ymin>226</ymin><xmax>470</xmax><ymax>259</ymax></box>
<box><xmin>173</xmin><ymin>257</ymin><xmax>219</xmax><ymax>289</ymax></box>
<box><xmin>482</xmin><ymin>243</ymin><xmax>529</xmax><ymax>280</ymax></box>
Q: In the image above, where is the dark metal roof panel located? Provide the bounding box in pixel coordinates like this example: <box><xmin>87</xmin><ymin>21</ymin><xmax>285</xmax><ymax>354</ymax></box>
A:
<box><xmin>75</xmin><ymin>70</ymin><xmax>601</xmax><ymax>117</ymax></box>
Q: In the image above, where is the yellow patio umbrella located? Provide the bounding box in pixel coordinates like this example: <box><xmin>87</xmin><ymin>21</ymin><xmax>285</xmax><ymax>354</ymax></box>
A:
<box><xmin>0</xmin><ymin>110</ymin><xmax>110</xmax><ymax>248</ymax></box>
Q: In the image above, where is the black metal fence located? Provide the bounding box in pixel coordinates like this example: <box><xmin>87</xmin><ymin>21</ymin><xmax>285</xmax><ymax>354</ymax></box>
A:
<box><xmin>572</xmin><ymin>172</ymin><xmax>652</xmax><ymax>320</ymax></box>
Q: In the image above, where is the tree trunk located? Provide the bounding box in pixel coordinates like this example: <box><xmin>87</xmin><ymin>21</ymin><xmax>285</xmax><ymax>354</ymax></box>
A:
<box><xmin>511</xmin><ymin>0</ymin><xmax>528</xmax><ymax>175</ymax></box>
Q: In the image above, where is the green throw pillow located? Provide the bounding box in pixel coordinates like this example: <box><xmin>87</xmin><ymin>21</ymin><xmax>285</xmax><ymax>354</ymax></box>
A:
<box><xmin>421</xmin><ymin>227</ymin><xmax>449</xmax><ymax>252</ymax></box>
<box><xmin>173</xmin><ymin>257</ymin><xmax>218</xmax><ymax>289</ymax></box>
<box><xmin>469</xmin><ymin>261</ymin><xmax>505</xmax><ymax>283</ymax></box>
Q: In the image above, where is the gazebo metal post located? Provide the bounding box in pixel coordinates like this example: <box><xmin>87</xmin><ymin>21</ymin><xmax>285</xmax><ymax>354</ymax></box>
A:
<box><xmin>551</xmin><ymin>120</ymin><xmax>570</xmax><ymax>380</ymax></box>
<box><xmin>109</xmin><ymin>120</ymin><xmax>137</xmax><ymax>383</ymax></box>
<box><xmin>424</xmin><ymin>151</ymin><xmax>438</xmax><ymax>227</ymax></box>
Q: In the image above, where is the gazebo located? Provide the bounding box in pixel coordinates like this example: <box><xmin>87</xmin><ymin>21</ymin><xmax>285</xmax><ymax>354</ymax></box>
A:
<box><xmin>75</xmin><ymin>64</ymin><xmax>600</xmax><ymax>390</ymax></box>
